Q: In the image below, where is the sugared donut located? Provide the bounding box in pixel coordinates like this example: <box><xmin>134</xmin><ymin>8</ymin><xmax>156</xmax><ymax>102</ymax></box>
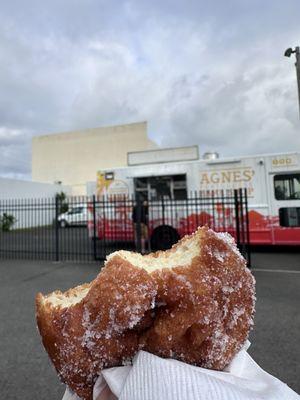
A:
<box><xmin>36</xmin><ymin>227</ymin><xmax>255</xmax><ymax>400</ymax></box>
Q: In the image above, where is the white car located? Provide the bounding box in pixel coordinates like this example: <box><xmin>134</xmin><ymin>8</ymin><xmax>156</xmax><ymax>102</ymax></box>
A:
<box><xmin>58</xmin><ymin>204</ymin><xmax>88</xmax><ymax>228</ymax></box>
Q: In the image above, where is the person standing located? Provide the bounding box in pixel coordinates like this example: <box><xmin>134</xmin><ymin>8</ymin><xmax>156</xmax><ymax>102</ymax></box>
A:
<box><xmin>132</xmin><ymin>200</ymin><xmax>149</xmax><ymax>254</ymax></box>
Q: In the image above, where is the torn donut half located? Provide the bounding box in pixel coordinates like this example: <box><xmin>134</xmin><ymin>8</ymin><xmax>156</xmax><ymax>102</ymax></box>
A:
<box><xmin>36</xmin><ymin>227</ymin><xmax>255</xmax><ymax>400</ymax></box>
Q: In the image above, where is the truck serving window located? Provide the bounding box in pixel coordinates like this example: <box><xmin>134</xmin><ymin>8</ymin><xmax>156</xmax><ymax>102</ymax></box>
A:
<box><xmin>134</xmin><ymin>175</ymin><xmax>187</xmax><ymax>201</ymax></box>
<box><xmin>274</xmin><ymin>174</ymin><xmax>300</xmax><ymax>200</ymax></box>
<box><xmin>279</xmin><ymin>208</ymin><xmax>300</xmax><ymax>227</ymax></box>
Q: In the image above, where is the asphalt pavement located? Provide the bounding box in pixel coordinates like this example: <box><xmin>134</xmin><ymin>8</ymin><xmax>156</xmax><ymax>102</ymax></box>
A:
<box><xmin>249</xmin><ymin>251</ymin><xmax>300</xmax><ymax>393</ymax></box>
<box><xmin>0</xmin><ymin>250</ymin><xmax>299</xmax><ymax>399</ymax></box>
<box><xmin>0</xmin><ymin>226</ymin><xmax>134</xmax><ymax>262</ymax></box>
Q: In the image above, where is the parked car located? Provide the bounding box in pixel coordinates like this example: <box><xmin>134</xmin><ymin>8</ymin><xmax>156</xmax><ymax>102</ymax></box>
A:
<box><xmin>58</xmin><ymin>204</ymin><xmax>88</xmax><ymax>228</ymax></box>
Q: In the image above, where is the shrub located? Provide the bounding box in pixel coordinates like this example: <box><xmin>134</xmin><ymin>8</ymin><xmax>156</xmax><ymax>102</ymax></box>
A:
<box><xmin>56</xmin><ymin>191</ymin><xmax>69</xmax><ymax>214</ymax></box>
<box><xmin>0</xmin><ymin>213</ymin><xmax>16</xmax><ymax>231</ymax></box>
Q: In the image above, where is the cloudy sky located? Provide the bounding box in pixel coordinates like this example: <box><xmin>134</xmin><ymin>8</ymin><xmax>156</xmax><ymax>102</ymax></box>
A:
<box><xmin>1</xmin><ymin>0</ymin><xmax>300</xmax><ymax>179</ymax></box>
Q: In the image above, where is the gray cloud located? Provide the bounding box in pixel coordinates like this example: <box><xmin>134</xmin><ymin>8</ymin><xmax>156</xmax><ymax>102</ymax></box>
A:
<box><xmin>0</xmin><ymin>0</ymin><xmax>300</xmax><ymax>179</ymax></box>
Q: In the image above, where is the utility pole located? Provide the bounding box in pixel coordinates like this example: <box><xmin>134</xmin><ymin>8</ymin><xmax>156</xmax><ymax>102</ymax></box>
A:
<box><xmin>284</xmin><ymin>46</ymin><xmax>300</xmax><ymax>119</ymax></box>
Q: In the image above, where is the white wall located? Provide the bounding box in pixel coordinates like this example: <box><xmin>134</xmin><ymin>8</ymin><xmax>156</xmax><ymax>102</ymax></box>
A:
<box><xmin>0</xmin><ymin>177</ymin><xmax>70</xmax><ymax>200</ymax></box>
<box><xmin>0</xmin><ymin>178</ymin><xmax>71</xmax><ymax>229</ymax></box>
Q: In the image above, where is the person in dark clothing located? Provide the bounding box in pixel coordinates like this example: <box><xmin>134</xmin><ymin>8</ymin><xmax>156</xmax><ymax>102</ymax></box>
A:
<box><xmin>132</xmin><ymin>200</ymin><xmax>149</xmax><ymax>253</ymax></box>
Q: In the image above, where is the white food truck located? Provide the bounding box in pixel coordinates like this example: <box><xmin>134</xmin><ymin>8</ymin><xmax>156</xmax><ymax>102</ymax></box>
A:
<box><xmin>87</xmin><ymin>147</ymin><xmax>300</xmax><ymax>245</ymax></box>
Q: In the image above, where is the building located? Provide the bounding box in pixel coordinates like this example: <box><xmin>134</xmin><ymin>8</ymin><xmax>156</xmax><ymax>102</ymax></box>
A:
<box><xmin>32</xmin><ymin>121</ymin><xmax>157</xmax><ymax>195</ymax></box>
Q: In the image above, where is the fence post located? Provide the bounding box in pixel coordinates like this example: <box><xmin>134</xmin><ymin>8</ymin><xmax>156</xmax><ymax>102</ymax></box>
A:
<box><xmin>161</xmin><ymin>196</ymin><xmax>165</xmax><ymax>225</ymax></box>
<box><xmin>55</xmin><ymin>195</ymin><xmax>59</xmax><ymax>262</ymax></box>
<box><xmin>93</xmin><ymin>195</ymin><xmax>97</xmax><ymax>260</ymax></box>
<box><xmin>244</xmin><ymin>188</ymin><xmax>251</xmax><ymax>268</ymax></box>
<box><xmin>135</xmin><ymin>194</ymin><xmax>142</xmax><ymax>253</ymax></box>
<box><xmin>234</xmin><ymin>189</ymin><xmax>241</xmax><ymax>249</ymax></box>
<box><xmin>239</xmin><ymin>188</ymin><xmax>245</xmax><ymax>256</ymax></box>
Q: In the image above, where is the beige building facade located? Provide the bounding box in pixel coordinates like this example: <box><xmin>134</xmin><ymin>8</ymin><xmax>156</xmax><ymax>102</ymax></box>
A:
<box><xmin>32</xmin><ymin>121</ymin><xmax>157</xmax><ymax>194</ymax></box>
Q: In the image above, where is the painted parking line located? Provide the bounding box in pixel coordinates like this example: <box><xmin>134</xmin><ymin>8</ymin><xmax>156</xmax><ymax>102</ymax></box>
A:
<box><xmin>252</xmin><ymin>268</ymin><xmax>300</xmax><ymax>274</ymax></box>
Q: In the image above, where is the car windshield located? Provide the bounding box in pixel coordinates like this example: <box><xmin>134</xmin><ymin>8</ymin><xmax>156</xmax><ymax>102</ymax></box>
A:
<box><xmin>68</xmin><ymin>207</ymin><xmax>83</xmax><ymax>214</ymax></box>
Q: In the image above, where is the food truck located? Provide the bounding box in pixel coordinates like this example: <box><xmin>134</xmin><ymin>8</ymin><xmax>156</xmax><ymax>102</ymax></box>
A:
<box><xmin>87</xmin><ymin>147</ymin><xmax>300</xmax><ymax>245</ymax></box>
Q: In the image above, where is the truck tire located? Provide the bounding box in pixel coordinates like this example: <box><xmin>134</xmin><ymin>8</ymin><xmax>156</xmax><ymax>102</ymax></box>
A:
<box><xmin>150</xmin><ymin>225</ymin><xmax>180</xmax><ymax>251</ymax></box>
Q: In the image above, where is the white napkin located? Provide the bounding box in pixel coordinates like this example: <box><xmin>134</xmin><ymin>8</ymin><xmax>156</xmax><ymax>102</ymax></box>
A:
<box><xmin>62</xmin><ymin>343</ymin><xmax>299</xmax><ymax>400</ymax></box>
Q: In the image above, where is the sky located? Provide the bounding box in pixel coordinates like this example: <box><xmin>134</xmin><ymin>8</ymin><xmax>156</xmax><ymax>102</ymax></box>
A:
<box><xmin>1</xmin><ymin>0</ymin><xmax>300</xmax><ymax>179</ymax></box>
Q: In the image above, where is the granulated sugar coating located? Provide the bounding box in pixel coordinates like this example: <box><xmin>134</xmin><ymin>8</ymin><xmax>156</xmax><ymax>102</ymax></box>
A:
<box><xmin>36</xmin><ymin>227</ymin><xmax>255</xmax><ymax>400</ymax></box>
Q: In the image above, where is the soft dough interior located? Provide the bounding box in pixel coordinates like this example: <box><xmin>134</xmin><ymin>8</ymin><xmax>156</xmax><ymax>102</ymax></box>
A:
<box><xmin>107</xmin><ymin>233</ymin><xmax>200</xmax><ymax>272</ymax></box>
<box><xmin>44</xmin><ymin>286</ymin><xmax>90</xmax><ymax>308</ymax></box>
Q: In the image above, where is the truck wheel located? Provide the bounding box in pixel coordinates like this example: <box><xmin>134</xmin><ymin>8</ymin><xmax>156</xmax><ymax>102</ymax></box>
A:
<box><xmin>150</xmin><ymin>225</ymin><xmax>180</xmax><ymax>251</ymax></box>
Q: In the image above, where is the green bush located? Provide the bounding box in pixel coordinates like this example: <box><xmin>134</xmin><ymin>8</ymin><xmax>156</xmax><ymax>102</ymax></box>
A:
<box><xmin>0</xmin><ymin>213</ymin><xmax>16</xmax><ymax>231</ymax></box>
<box><xmin>56</xmin><ymin>191</ymin><xmax>69</xmax><ymax>214</ymax></box>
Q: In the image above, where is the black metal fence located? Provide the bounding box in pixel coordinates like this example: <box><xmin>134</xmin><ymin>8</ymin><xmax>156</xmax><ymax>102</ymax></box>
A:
<box><xmin>0</xmin><ymin>189</ymin><xmax>250</xmax><ymax>265</ymax></box>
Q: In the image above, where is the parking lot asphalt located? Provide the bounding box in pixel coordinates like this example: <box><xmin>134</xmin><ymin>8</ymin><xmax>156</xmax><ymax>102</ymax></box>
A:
<box><xmin>0</xmin><ymin>250</ymin><xmax>299</xmax><ymax>399</ymax></box>
<box><xmin>0</xmin><ymin>226</ymin><xmax>135</xmax><ymax>262</ymax></box>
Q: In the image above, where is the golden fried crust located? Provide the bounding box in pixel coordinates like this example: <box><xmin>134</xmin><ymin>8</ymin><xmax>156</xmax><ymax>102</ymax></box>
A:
<box><xmin>36</xmin><ymin>292</ymin><xmax>94</xmax><ymax>400</ymax></box>
<box><xmin>140</xmin><ymin>228</ymin><xmax>255</xmax><ymax>369</ymax></box>
<box><xmin>36</xmin><ymin>261</ymin><xmax>157</xmax><ymax>400</ymax></box>
<box><xmin>36</xmin><ymin>227</ymin><xmax>255</xmax><ymax>399</ymax></box>
<box><xmin>84</xmin><ymin>257</ymin><xmax>157</xmax><ymax>332</ymax></box>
